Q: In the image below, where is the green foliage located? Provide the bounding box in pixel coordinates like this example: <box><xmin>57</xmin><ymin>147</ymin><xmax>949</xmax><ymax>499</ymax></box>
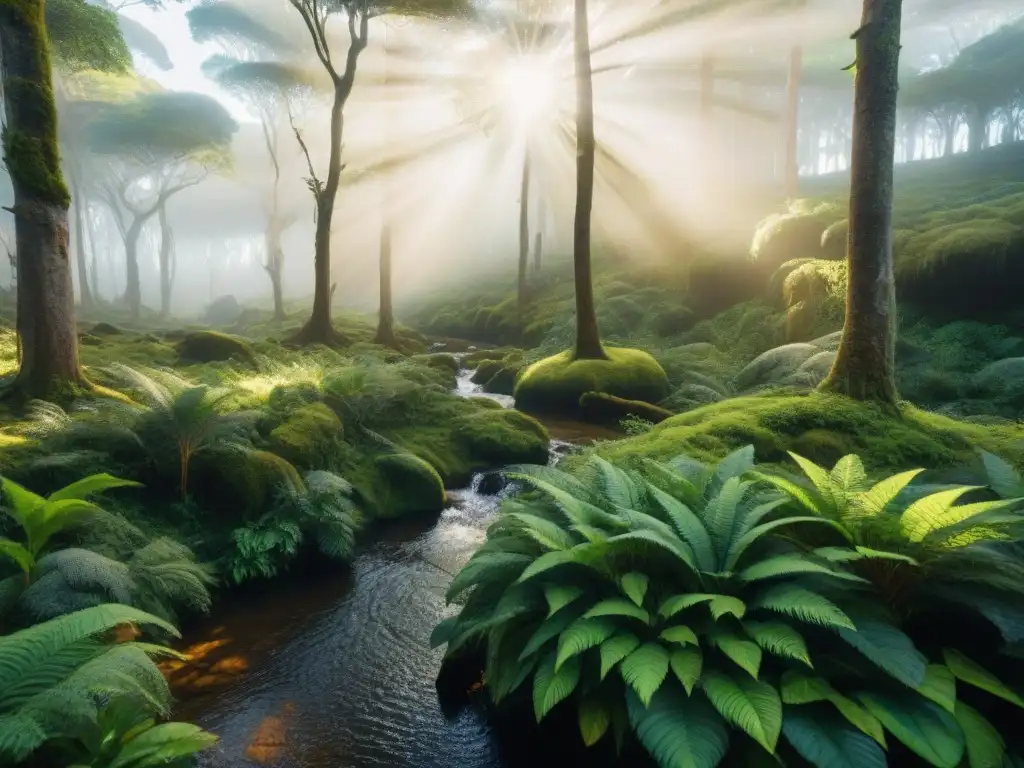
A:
<box><xmin>515</xmin><ymin>348</ymin><xmax>671</xmax><ymax>413</ymax></box>
<box><xmin>45</xmin><ymin>0</ymin><xmax>131</xmax><ymax>74</ymax></box>
<box><xmin>0</xmin><ymin>604</ymin><xmax>215</xmax><ymax>765</ymax></box>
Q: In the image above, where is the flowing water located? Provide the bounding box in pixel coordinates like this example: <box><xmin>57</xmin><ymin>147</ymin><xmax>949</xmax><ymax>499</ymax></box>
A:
<box><xmin>169</xmin><ymin>368</ymin><xmax>577</xmax><ymax>768</ymax></box>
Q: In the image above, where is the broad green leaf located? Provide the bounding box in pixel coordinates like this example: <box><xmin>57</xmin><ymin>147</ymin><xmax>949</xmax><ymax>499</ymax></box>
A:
<box><xmin>578</xmin><ymin>697</ymin><xmax>611</xmax><ymax>747</ymax></box>
<box><xmin>516</xmin><ymin>544</ymin><xmax>603</xmax><ymax>583</ymax></box>
<box><xmin>107</xmin><ymin>722</ymin><xmax>216</xmax><ymax>768</ymax></box>
<box><xmin>659</xmin><ymin>593</ymin><xmax>721</xmax><ymax>620</ymax></box>
<box><xmin>780</xmin><ymin>673</ymin><xmax>885</xmax><ymax>746</ymax></box>
<box><xmin>709</xmin><ymin>595</ymin><xmax>746</xmax><ymax>621</ymax></box>
<box><xmin>584</xmin><ymin>598</ymin><xmax>650</xmax><ymax>624</ymax></box>
<box><xmin>712</xmin><ymin>629</ymin><xmax>762</xmax><ymax>679</ymax></box>
<box><xmin>644</xmin><ymin>480</ymin><xmax>716</xmax><ymax>570</ymax></box>
<box><xmin>0</xmin><ymin>538</ymin><xmax>34</xmax><ymax>575</ymax></box>
<box><xmin>445</xmin><ymin>552</ymin><xmax>532</xmax><ymax>602</ymax></box>
<box><xmin>783</xmin><ymin>708</ymin><xmax>887</xmax><ymax>768</ymax></box>
<box><xmin>860</xmin><ymin>691</ymin><xmax>965</xmax><ymax>768</ymax></box>
<box><xmin>703</xmin><ymin>670</ymin><xmax>782</xmax><ymax>752</ymax></box>
<box><xmin>978</xmin><ymin>450</ymin><xmax>1022</xmax><ymax>499</ymax></box>
<box><xmin>533</xmin><ymin>652</ymin><xmax>581</xmax><ymax>722</ymax></box>
<box><xmin>510</xmin><ymin>512</ymin><xmax>576</xmax><ymax>551</ymax></box>
<box><xmin>739</xmin><ymin>554</ymin><xmax>865</xmax><ymax>584</ymax></box>
<box><xmin>670</xmin><ymin>647</ymin><xmax>703</xmax><ymax>695</ymax></box>
<box><xmin>743</xmin><ymin>620</ymin><xmax>812</xmax><ymax>666</ymax></box>
<box><xmin>752</xmin><ymin>585</ymin><xmax>855</xmax><ymax>630</ymax></box>
<box><xmin>621</xmin><ymin>572</ymin><xmax>650</xmax><ymax>607</ymax></box>
<box><xmin>48</xmin><ymin>473</ymin><xmax>142</xmax><ymax>502</ymax></box>
<box><xmin>943</xmin><ymin>649</ymin><xmax>1024</xmax><ymax>709</ymax></box>
<box><xmin>856</xmin><ymin>469</ymin><xmax>925</xmax><ymax>516</ymax></box>
<box><xmin>955</xmin><ymin>700</ymin><xmax>1005</xmax><ymax>768</ymax></box>
<box><xmin>750</xmin><ymin>470</ymin><xmax>824</xmax><ymax>516</ymax></box>
<box><xmin>899</xmin><ymin>486</ymin><xmax>980</xmax><ymax>542</ymax></box>
<box><xmin>627</xmin><ymin>688</ymin><xmax>729</xmax><ymax>768</ymax></box>
<box><xmin>726</xmin><ymin>516</ymin><xmax>847</xmax><ymax>569</ymax></box>
<box><xmin>555</xmin><ymin>618</ymin><xmax>616</xmax><ymax>671</ymax></box>
<box><xmin>621</xmin><ymin>643</ymin><xmax>670</xmax><ymax>707</ymax></box>
<box><xmin>830</xmin><ymin>455</ymin><xmax>868</xmax><ymax>493</ymax></box>
<box><xmin>544</xmin><ymin>584</ymin><xmax>584</xmax><ymax>617</ymax></box>
<box><xmin>917</xmin><ymin>664</ymin><xmax>956</xmax><ymax>714</ymax></box>
<box><xmin>715</xmin><ymin>444</ymin><xmax>755</xmax><ymax>484</ymax></box>
<box><xmin>519</xmin><ymin>605</ymin><xmax>585</xmax><ymax>661</ymax></box>
<box><xmin>599</xmin><ymin>632</ymin><xmax>640</xmax><ymax>680</ymax></box>
<box><xmin>0</xmin><ymin>477</ymin><xmax>46</xmax><ymax>526</ymax></box>
<box><xmin>836</xmin><ymin>619</ymin><xmax>927</xmax><ymax>688</ymax></box>
<box><xmin>661</xmin><ymin>625</ymin><xmax>699</xmax><ymax>647</ymax></box>
<box><xmin>429</xmin><ymin>616</ymin><xmax>458</xmax><ymax>649</ymax></box>
<box><xmin>788</xmin><ymin>453</ymin><xmax>837</xmax><ymax>508</ymax></box>
<box><xmin>854</xmin><ymin>546</ymin><xmax>918</xmax><ymax>564</ymax></box>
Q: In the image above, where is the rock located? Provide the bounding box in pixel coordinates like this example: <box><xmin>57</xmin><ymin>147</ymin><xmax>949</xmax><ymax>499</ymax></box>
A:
<box><xmin>736</xmin><ymin>343</ymin><xmax>819</xmax><ymax>391</ymax></box>
<box><xmin>375</xmin><ymin>453</ymin><xmax>447</xmax><ymax>517</ymax></box>
<box><xmin>205</xmin><ymin>295</ymin><xmax>242</xmax><ymax>326</ymax></box>
<box><xmin>177</xmin><ymin>330</ymin><xmax>258</xmax><ymax>367</ymax></box>
<box><xmin>428</xmin><ymin>342</ymin><xmax>447</xmax><ymax>352</ymax></box>
<box><xmin>91</xmin><ymin>322</ymin><xmax>124</xmax><ymax>336</ymax></box>
<box><xmin>268</xmin><ymin>403</ymin><xmax>343</xmax><ymax>467</ymax></box>
<box><xmin>477</xmin><ymin>471</ymin><xmax>507</xmax><ymax>496</ymax></box>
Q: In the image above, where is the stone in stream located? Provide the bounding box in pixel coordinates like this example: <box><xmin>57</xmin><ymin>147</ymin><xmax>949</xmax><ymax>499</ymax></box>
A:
<box><xmin>477</xmin><ymin>471</ymin><xmax>507</xmax><ymax>496</ymax></box>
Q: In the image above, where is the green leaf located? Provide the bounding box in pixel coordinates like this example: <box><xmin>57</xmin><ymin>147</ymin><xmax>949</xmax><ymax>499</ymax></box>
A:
<box><xmin>788</xmin><ymin>452</ymin><xmax>837</xmax><ymax>506</ymax></box>
<box><xmin>978</xmin><ymin>450</ymin><xmax>1022</xmax><ymax>499</ymax></box>
<box><xmin>533</xmin><ymin>652</ymin><xmax>581</xmax><ymax>722</ymax></box>
<box><xmin>703</xmin><ymin>670</ymin><xmax>782</xmax><ymax>752</ymax></box>
<box><xmin>621</xmin><ymin>572</ymin><xmax>649</xmax><ymax>607</ymax></box>
<box><xmin>107</xmin><ymin>722</ymin><xmax>216</xmax><ymax>768</ymax></box>
<box><xmin>510</xmin><ymin>512</ymin><xmax>576</xmax><ymax>551</ymax></box>
<box><xmin>711</xmin><ymin>630</ymin><xmax>761</xmax><ymax>679</ymax></box>
<box><xmin>429</xmin><ymin>616</ymin><xmax>458</xmax><ymax>649</ymax></box>
<box><xmin>584</xmin><ymin>598</ymin><xmax>651</xmax><ymax>624</ymax></box>
<box><xmin>621</xmin><ymin>643</ymin><xmax>670</xmax><ymax>707</ymax></box>
<box><xmin>955</xmin><ymin>700</ymin><xmax>1005</xmax><ymax>768</ymax></box>
<box><xmin>578</xmin><ymin>697</ymin><xmax>612</xmax><ymax>747</ymax></box>
<box><xmin>600</xmin><ymin>632</ymin><xmax>641</xmax><ymax>680</ymax></box>
<box><xmin>544</xmin><ymin>584</ymin><xmax>584</xmax><ymax>617</ymax></box>
<box><xmin>0</xmin><ymin>538</ymin><xmax>34</xmax><ymax>575</ymax></box>
<box><xmin>854</xmin><ymin>546</ymin><xmax>918</xmax><ymax>564</ymax></box>
<box><xmin>899</xmin><ymin>486</ymin><xmax>981</xmax><ymax>542</ymax></box>
<box><xmin>48</xmin><ymin>473</ymin><xmax>142</xmax><ymax>502</ymax></box>
<box><xmin>661</xmin><ymin>625</ymin><xmax>699</xmax><ymax>647</ymax></box>
<box><xmin>743</xmin><ymin>620</ymin><xmax>812</xmax><ymax>667</ymax></box>
<box><xmin>943</xmin><ymin>648</ymin><xmax>1024</xmax><ymax>709</ymax></box>
<box><xmin>660</xmin><ymin>593</ymin><xmax>730</xmax><ymax>620</ymax></box>
<box><xmin>709</xmin><ymin>595</ymin><xmax>746</xmax><ymax>621</ymax></box>
<box><xmin>519</xmin><ymin>605</ymin><xmax>584</xmax><ymax>661</ymax></box>
<box><xmin>516</xmin><ymin>544</ymin><xmax>602</xmax><ymax>583</ymax></box>
<box><xmin>445</xmin><ymin>552</ymin><xmax>532</xmax><ymax>602</ymax></box>
<box><xmin>750</xmin><ymin>470</ymin><xmax>824</xmax><ymax>516</ymax></box>
<box><xmin>739</xmin><ymin>554</ymin><xmax>865</xmax><ymax>584</ymax></box>
<box><xmin>859</xmin><ymin>691</ymin><xmax>965</xmax><ymax>768</ymax></box>
<box><xmin>670</xmin><ymin>647</ymin><xmax>703</xmax><ymax>695</ymax></box>
<box><xmin>783</xmin><ymin>708</ymin><xmax>887</xmax><ymax>768</ymax></box>
<box><xmin>830</xmin><ymin>455</ymin><xmax>868</xmax><ymax>493</ymax></box>
<box><xmin>780</xmin><ymin>673</ymin><xmax>885</xmax><ymax>746</ymax></box>
<box><xmin>752</xmin><ymin>585</ymin><xmax>855</xmax><ymax>630</ymax></box>
<box><xmin>556</xmin><ymin>618</ymin><xmax>617</xmax><ymax>671</ymax></box>
<box><xmin>917</xmin><ymin>664</ymin><xmax>956</xmax><ymax>714</ymax></box>
<box><xmin>627</xmin><ymin>687</ymin><xmax>729</xmax><ymax>768</ymax></box>
<box><xmin>836</xmin><ymin>618</ymin><xmax>927</xmax><ymax>688</ymax></box>
<box><xmin>856</xmin><ymin>469</ymin><xmax>925</xmax><ymax>516</ymax></box>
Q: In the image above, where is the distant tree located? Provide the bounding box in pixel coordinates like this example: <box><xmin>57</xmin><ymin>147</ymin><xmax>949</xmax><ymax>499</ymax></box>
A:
<box><xmin>85</xmin><ymin>91</ymin><xmax>237</xmax><ymax>319</ymax></box>
<box><xmin>0</xmin><ymin>0</ymin><xmax>131</xmax><ymax>400</ymax></box>
<box><xmin>821</xmin><ymin>0</ymin><xmax>903</xmax><ymax>405</ymax></box>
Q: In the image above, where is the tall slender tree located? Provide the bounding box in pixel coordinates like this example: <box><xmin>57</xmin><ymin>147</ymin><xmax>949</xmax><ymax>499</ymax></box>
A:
<box><xmin>821</xmin><ymin>0</ymin><xmax>903</xmax><ymax>405</ymax></box>
<box><xmin>570</xmin><ymin>0</ymin><xmax>605</xmax><ymax>361</ymax></box>
<box><xmin>0</xmin><ymin>0</ymin><xmax>130</xmax><ymax>399</ymax></box>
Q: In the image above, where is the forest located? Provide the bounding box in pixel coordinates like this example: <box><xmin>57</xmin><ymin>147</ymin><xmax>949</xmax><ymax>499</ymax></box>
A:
<box><xmin>1</xmin><ymin>0</ymin><xmax>1024</xmax><ymax>767</ymax></box>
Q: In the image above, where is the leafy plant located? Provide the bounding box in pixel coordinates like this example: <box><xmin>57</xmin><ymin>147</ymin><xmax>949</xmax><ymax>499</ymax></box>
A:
<box><xmin>0</xmin><ymin>604</ymin><xmax>216</xmax><ymax>764</ymax></box>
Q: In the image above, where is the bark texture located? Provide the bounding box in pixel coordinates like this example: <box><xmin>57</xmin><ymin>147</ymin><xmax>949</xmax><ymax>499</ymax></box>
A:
<box><xmin>1</xmin><ymin>0</ymin><xmax>84</xmax><ymax>398</ymax></box>
<box><xmin>821</xmin><ymin>0</ymin><xmax>902</xmax><ymax>406</ymax></box>
<box><xmin>571</xmin><ymin>0</ymin><xmax>606</xmax><ymax>361</ymax></box>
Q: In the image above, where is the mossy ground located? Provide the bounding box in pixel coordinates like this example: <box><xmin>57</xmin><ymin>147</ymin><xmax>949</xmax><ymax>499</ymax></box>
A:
<box><xmin>514</xmin><ymin>348</ymin><xmax>670</xmax><ymax>414</ymax></box>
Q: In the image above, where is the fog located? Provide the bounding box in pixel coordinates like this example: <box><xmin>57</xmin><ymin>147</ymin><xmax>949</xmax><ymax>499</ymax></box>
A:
<box><xmin>2</xmin><ymin>0</ymin><xmax>1021</xmax><ymax>318</ymax></box>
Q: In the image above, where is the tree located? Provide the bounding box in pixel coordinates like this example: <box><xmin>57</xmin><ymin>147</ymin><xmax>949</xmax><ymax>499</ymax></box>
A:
<box><xmin>820</xmin><ymin>0</ymin><xmax>903</xmax><ymax>405</ymax></box>
<box><xmin>570</xmin><ymin>0</ymin><xmax>605</xmax><ymax>361</ymax></box>
<box><xmin>85</xmin><ymin>91</ymin><xmax>237</xmax><ymax>320</ymax></box>
<box><xmin>0</xmin><ymin>0</ymin><xmax>131</xmax><ymax>400</ymax></box>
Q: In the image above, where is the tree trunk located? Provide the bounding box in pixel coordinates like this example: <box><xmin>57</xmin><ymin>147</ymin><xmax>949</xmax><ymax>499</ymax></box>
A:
<box><xmin>571</xmin><ymin>0</ymin><xmax>606</xmax><ymax>361</ymax></box>
<box><xmin>517</xmin><ymin>149</ymin><xmax>531</xmax><ymax>334</ymax></box>
<box><xmin>943</xmin><ymin>116</ymin><xmax>955</xmax><ymax>156</ymax></box>
<box><xmin>821</xmin><ymin>0</ymin><xmax>902</xmax><ymax>406</ymax></box>
<box><xmin>124</xmin><ymin>217</ymin><xmax>144</xmax><ymax>322</ymax></box>
<box><xmin>968</xmin><ymin>107</ymin><xmax>987</xmax><ymax>153</ymax></box>
<box><xmin>158</xmin><ymin>202</ymin><xmax>174</xmax><ymax>318</ymax></box>
<box><xmin>373</xmin><ymin>222</ymin><xmax>397</xmax><ymax>348</ymax></box>
<box><xmin>69</xmin><ymin>175</ymin><xmax>94</xmax><ymax>311</ymax></box>
<box><xmin>0</xmin><ymin>0</ymin><xmax>84</xmax><ymax>399</ymax></box>
<box><xmin>264</xmin><ymin>219</ymin><xmax>285</xmax><ymax>321</ymax></box>
<box><xmin>784</xmin><ymin>46</ymin><xmax>803</xmax><ymax>198</ymax></box>
<box><xmin>533</xmin><ymin>231</ymin><xmax>543</xmax><ymax>275</ymax></box>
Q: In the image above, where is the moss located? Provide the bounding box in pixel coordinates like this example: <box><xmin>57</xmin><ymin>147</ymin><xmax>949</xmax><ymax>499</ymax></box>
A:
<box><xmin>267</xmin><ymin>403</ymin><xmax>343</xmax><ymax>469</ymax></box>
<box><xmin>373</xmin><ymin>453</ymin><xmax>446</xmax><ymax>518</ymax></box>
<box><xmin>90</xmin><ymin>322</ymin><xmax>124</xmax><ymax>335</ymax></box>
<box><xmin>750</xmin><ymin>201</ymin><xmax>844</xmax><ymax>271</ymax></box>
<box><xmin>514</xmin><ymin>348</ymin><xmax>671</xmax><ymax>414</ymax></box>
<box><xmin>482</xmin><ymin>361</ymin><xmax>524</xmax><ymax>396</ymax></box>
<box><xmin>594</xmin><ymin>392</ymin><xmax>1024</xmax><ymax>473</ymax></box>
<box><xmin>471</xmin><ymin>359</ymin><xmax>503</xmax><ymax>384</ymax></box>
<box><xmin>453</xmin><ymin>409</ymin><xmax>550</xmax><ymax>467</ymax></box>
<box><xmin>579</xmin><ymin>392</ymin><xmax>674</xmax><ymax>427</ymax></box>
<box><xmin>177</xmin><ymin>331</ymin><xmax>257</xmax><ymax>367</ymax></box>
<box><xmin>412</xmin><ymin>353</ymin><xmax>459</xmax><ymax>373</ymax></box>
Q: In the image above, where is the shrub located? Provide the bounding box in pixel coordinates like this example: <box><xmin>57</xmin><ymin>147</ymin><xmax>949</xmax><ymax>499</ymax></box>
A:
<box><xmin>432</xmin><ymin>449</ymin><xmax>1023</xmax><ymax>767</ymax></box>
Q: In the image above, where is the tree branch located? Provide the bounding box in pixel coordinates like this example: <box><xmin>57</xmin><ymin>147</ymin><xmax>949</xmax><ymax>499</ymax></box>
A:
<box><xmin>288</xmin><ymin>101</ymin><xmax>322</xmax><ymax>207</ymax></box>
<box><xmin>289</xmin><ymin>0</ymin><xmax>338</xmax><ymax>81</ymax></box>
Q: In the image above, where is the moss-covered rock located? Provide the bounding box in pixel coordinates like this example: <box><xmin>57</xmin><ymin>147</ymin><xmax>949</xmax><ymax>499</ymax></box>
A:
<box><xmin>91</xmin><ymin>322</ymin><xmax>124</xmax><ymax>336</ymax></box>
<box><xmin>482</xmin><ymin>362</ymin><xmax>524</xmax><ymax>396</ymax></box>
<box><xmin>514</xmin><ymin>348</ymin><xmax>671</xmax><ymax>413</ymax></box>
<box><xmin>750</xmin><ymin>202</ymin><xmax>844</xmax><ymax>272</ymax></box>
<box><xmin>735</xmin><ymin>343</ymin><xmax>819</xmax><ymax>391</ymax></box>
<box><xmin>177</xmin><ymin>331</ymin><xmax>258</xmax><ymax>367</ymax></box>
<box><xmin>454</xmin><ymin>409</ymin><xmax>550</xmax><ymax>466</ymax></box>
<box><xmin>374</xmin><ymin>453</ymin><xmax>447</xmax><ymax>517</ymax></box>
<box><xmin>268</xmin><ymin>403</ymin><xmax>343</xmax><ymax>468</ymax></box>
<box><xmin>412</xmin><ymin>353</ymin><xmax>459</xmax><ymax>373</ymax></box>
<box><xmin>594</xmin><ymin>392</ymin><xmax>1024</xmax><ymax>473</ymax></box>
<box><xmin>579</xmin><ymin>392</ymin><xmax>674</xmax><ymax>427</ymax></box>
<box><xmin>471</xmin><ymin>359</ymin><xmax>503</xmax><ymax>384</ymax></box>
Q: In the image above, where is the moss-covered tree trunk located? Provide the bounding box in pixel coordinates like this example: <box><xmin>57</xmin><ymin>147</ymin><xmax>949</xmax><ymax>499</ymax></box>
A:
<box><xmin>821</xmin><ymin>0</ymin><xmax>901</xmax><ymax>406</ymax></box>
<box><xmin>157</xmin><ymin>201</ymin><xmax>174</xmax><ymax>318</ymax></box>
<box><xmin>784</xmin><ymin>46</ymin><xmax>802</xmax><ymax>199</ymax></box>
<box><xmin>373</xmin><ymin>221</ymin><xmax>397</xmax><ymax>348</ymax></box>
<box><xmin>517</xmin><ymin>148</ymin><xmax>531</xmax><ymax>335</ymax></box>
<box><xmin>571</xmin><ymin>0</ymin><xmax>606</xmax><ymax>362</ymax></box>
<box><xmin>0</xmin><ymin>0</ymin><xmax>84</xmax><ymax>398</ymax></box>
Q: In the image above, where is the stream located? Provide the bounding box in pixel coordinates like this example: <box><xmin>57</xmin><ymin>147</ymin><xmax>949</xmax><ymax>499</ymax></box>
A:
<box><xmin>167</xmin><ymin>367</ymin><xmax>578</xmax><ymax>767</ymax></box>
